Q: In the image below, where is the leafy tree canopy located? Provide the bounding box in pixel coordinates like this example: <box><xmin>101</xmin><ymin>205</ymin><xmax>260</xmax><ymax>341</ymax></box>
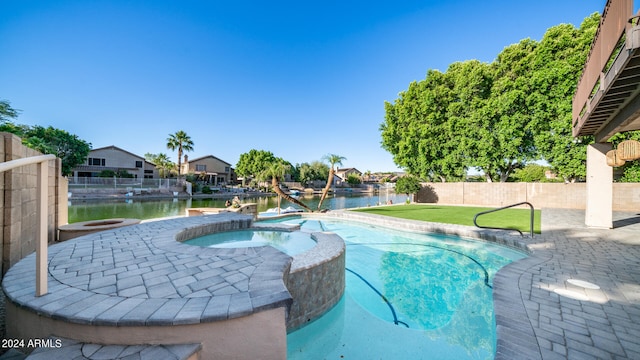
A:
<box><xmin>395</xmin><ymin>175</ymin><xmax>421</xmax><ymax>195</ymax></box>
<box><xmin>23</xmin><ymin>126</ymin><xmax>91</xmax><ymax>176</ymax></box>
<box><xmin>236</xmin><ymin>149</ymin><xmax>278</xmax><ymax>179</ymax></box>
<box><xmin>0</xmin><ymin>114</ymin><xmax>91</xmax><ymax>176</ymax></box>
<box><xmin>381</xmin><ymin>13</ymin><xmax>600</xmax><ymax>182</ymax></box>
<box><xmin>346</xmin><ymin>173</ymin><xmax>361</xmax><ymax>185</ymax></box>
<box><xmin>0</xmin><ymin>99</ymin><xmax>19</xmax><ymax>122</ymax></box>
<box><xmin>297</xmin><ymin>161</ymin><xmax>329</xmax><ymax>186</ymax></box>
<box><xmin>511</xmin><ymin>164</ymin><xmax>549</xmax><ymax>182</ymax></box>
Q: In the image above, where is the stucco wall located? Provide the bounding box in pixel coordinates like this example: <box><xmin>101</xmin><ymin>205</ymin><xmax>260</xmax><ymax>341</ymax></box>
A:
<box><xmin>416</xmin><ymin>182</ymin><xmax>639</xmax><ymax>211</ymax></box>
<box><xmin>1</xmin><ymin>132</ymin><xmax>67</xmax><ymax>275</ymax></box>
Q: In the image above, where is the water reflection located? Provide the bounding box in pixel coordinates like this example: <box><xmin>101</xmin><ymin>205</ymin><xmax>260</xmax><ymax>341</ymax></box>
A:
<box><xmin>68</xmin><ymin>193</ymin><xmax>408</xmax><ymax>223</ymax></box>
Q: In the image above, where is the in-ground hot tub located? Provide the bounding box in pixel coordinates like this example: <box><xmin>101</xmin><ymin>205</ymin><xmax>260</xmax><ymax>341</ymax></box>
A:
<box><xmin>184</xmin><ymin>228</ymin><xmax>317</xmax><ymax>256</ymax></box>
<box><xmin>5</xmin><ymin>213</ymin><xmax>344</xmax><ymax>359</ymax></box>
<box><xmin>183</xmin><ymin>221</ymin><xmax>346</xmax><ymax>331</ymax></box>
<box><xmin>58</xmin><ymin>218</ymin><xmax>141</xmax><ymax>241</ymax></box>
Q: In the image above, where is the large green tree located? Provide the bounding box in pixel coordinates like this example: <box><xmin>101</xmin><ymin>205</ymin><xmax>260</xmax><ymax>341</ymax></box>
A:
<box><xmin>166</xmin><ymin>130</ymin><xmax>194</xmax><ymax>177</ymax></box>
<box><xmin>381</xmin><ymin>13</ymin><xmax>601</xmax><ymax>182</ymax></box>
<box><xmin>476</xmin><ymin>39</ymin><xmax>538</xmax><ymax>182</ymax></box>
<box><xmin>30</xmin><ymin>126</ymin><xmax>90</xmax><ymax>176</ymax></box>
<box><xmin>297</xmin><ymin>161</ymin><xmax>329</xmax><ymax>187</ymax></box>
<box><xmin>236</xmin><ymin>149</ymin><xmax>278</xmax><ymax>184</ymax></box>
<box><xmin>1</xmin><ymin>102</ymin><xmax>91</xmax><ymax>176</ymax></box>
<box><xmin>3</xmin><ymin>125</ymin><xmax>91</xmax><ymax>176</ymax></box>
<box><xmin>382</xmin><ymin>69</ymin><xmax>467</xmax><ymax>182</ymax></box>
<box><xmin>447</xmin><ymin>60</ymin><xmax>493</xmax><ymax>180</ymax></box>
<box><xmin>530</xmin><ymin>15</ymin><xmax>600</xmax><ymax>181</ymax></box>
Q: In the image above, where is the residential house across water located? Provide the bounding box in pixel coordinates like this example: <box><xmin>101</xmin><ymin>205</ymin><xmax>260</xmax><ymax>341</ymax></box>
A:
<box><xmin>70</xmin><ymin>145</ymin><xmax>158</xmax><ymax>181</ymax></box>
<box><xmin>181</xmin><ymin>154</ymin><xmax>237</xmax><ymax>186</ymax></box>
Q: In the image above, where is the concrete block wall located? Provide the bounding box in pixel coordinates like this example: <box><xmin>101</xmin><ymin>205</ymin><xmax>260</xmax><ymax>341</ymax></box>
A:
<box><xmin>1</xmin><ymin>132</ymin><xmax>67</xmax><ymax>276</ymax></box>
<box><xmin>416</xmin><ymin>182</ymin><xmax>639</xmax><ymax>211</ymax></box>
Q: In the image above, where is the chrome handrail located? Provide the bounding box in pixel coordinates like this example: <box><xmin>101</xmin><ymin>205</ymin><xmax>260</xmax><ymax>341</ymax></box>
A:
<box><xmin>473</xmin><ymin>201</ymin><xmax>534</xmax><ymax>238</ymax></box>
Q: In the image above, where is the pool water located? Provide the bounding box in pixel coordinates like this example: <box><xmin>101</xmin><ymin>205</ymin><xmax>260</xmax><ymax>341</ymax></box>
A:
<box><xmin>278</xmin><ymin>218</ymin><xmax>527</xmax><ymax>360</ymax></box>
<box><xmin>184</xmin><ymin>229</ymin><xmax>317</xmax><ymax>256</ymax></box>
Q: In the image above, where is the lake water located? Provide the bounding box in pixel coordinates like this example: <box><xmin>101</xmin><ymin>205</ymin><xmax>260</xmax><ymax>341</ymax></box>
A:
<box><xmin>67</xmin><ymin>193</ymin><xmax>408</xmax><ymax>223</ymax></box>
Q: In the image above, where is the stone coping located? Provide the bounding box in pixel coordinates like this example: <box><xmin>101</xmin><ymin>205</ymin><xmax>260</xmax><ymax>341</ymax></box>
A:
<box><xmin>322</xmin><ymin>210</ymin><xmax>531</xmax><ymax>254</ymax></box>
<box><xmin>2</xmin><ymin>213</ymin><xmax>293</xmax><ymax>327</ymax></box>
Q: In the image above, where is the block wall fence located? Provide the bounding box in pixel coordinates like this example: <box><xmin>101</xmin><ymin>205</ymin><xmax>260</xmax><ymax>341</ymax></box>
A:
<box><xmin>416</xmin><ymin>182</ymin><xmax>639</xmax><ymax>211</ymax></box>
<box><xmin>1</xmin><ymin>132</ymin><xmax>68</xmax><ymax>276</ymax></box>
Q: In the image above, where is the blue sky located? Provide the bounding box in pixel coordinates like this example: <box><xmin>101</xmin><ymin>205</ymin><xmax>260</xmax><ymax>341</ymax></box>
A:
<box><xmin>1</xmin><ymin>0</ymin><xmax>605</xmax><ymax>172</ymax></box>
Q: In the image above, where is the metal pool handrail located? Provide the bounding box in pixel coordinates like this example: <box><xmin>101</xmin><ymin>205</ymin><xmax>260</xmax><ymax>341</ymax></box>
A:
<box><xmin>0</xmin><ymin>154</ymin><xmax>56</xmax><ymax>296</ymax></box>
<box><xmin>473</xmin><ymin>201</ymin><xmax>534</xmax><ymax>238</ymax></box>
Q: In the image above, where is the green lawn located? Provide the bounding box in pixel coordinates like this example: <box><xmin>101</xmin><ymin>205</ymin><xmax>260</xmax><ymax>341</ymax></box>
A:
<box><xmin>353</xmin><ymin>204</ymin><xmax>541</xmax><ymax>234</ymax></box>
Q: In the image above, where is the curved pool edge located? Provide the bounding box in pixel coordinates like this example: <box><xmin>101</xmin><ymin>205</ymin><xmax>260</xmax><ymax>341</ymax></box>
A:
<box><xmin>2</xmin><ymin>213</ymin><xmax>294</xmax><ymax>359</ymax></box>
<box><xmin>301</xmin><ymin>210</ymin><xmax>542</xmax><ymax>359</ymax></box>
<box><xmin>326</xmin><ymin>210</ymin><xmax>532</xmax><ymax>254</ymax></box>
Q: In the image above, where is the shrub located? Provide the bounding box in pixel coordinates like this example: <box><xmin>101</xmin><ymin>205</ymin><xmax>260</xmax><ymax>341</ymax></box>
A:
<box><xmin>346</xmin><ymin>173</ymin><xmax>362</xmax><ymax>185</ymax></box>
<box><xmin>99</xmin><ymin>170</ymin><xmax>116</xmax><ymax>177</ymax></box>
<box><xmin>395</xmin><ymin>175</ymin><xmax>421</xmax><ymax>196</ymax></box>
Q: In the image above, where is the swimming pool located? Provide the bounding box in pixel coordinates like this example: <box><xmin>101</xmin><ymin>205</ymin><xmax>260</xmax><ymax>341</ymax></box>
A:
<box><xmin>184</xmin><ymin>229</ymin><xmax>317</xmax><ymax>256</ymax></box>
<box><xmin>278</xmin><ymin>218</ymin><xmax>527</xmax><ymax>360</ymax></box>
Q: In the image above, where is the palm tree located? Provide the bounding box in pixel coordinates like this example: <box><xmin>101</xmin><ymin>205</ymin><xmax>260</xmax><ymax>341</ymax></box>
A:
<box><xmin>317</xmin><ymin>154</ymin><xmax>346</xmax><ymax>210</ymax></box>
<box><xmin>261</xmin><ymin>161</ymin><xmax>312</xmax><ymax>212</ymax></box>
<box><xmin>155</xmin><ymin>153</ymin><xmax>174</xmax><ymax>178</ymax></box>
<box><xmin>166</xmin><ymin>130</ymin><xmax>194</xmax><ymax>177</ymax></box>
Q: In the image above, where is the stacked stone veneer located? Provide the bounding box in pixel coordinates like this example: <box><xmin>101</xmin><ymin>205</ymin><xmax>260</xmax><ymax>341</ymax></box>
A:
<box><xmin>285</xmin><ymin>231</ymin><xmax>345</xmax><ymax>330</ymax></box>
<box><xmin>1</xmin><ymin>132</ymin><xmax>67</xmax><ymax>276</ymax></box>
<box><xmin>248</xmin><ymin>221</ymin><xmax>346</xmax><ymax>331</ymax></box>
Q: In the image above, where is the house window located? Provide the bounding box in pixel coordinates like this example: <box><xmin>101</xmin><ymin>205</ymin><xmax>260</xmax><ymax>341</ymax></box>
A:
<box><xmin>196</xmin><ymin>164</ymin><xmax>206</xmax><ymax>172</ymax></box>
<box><xmin>135</xmin><ymin>161</ymin><xmax>143</xmax><ymax>168</ymax></box>
<box><xmin>224</xmin><ymin>166</ymin><xmax>230</xmax><ymax>173</ymax></box>
<box><xmin>88</xmin><ymin>158</ymin><xmax>105</xmax><ymax>166</ymax></box>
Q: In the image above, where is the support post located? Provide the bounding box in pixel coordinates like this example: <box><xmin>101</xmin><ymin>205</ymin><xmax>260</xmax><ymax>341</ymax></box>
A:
<box><xmin>36</xmin><ymin>160</ymin><xmax>48</xmax><ymax>296</ymax></box>
<box><xmin>585</xmin><ymin>143</ymin><xmax>613</xmax><ymax>229</ymax></box>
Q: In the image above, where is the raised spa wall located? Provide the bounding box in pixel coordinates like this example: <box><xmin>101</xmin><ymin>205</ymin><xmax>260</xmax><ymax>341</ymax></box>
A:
<box><xmin>4</xmin><ymin>213</ymin><xmax>345</xmax><ymax>359</ymax></box>
<box><xmin>175</xmin><ymin>219</ymin><xmax>346</xmax><ymax>332</ymax></box>
<box><xmin>251</xmin><ymin>223</ymin><xmax>346</xmax><ymax>331</ymax></box>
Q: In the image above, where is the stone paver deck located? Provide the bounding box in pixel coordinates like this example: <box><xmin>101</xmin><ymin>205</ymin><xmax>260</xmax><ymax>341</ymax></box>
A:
<box><xmin>2</xmin><ymin>208</ymin><xmax>640</xmax><ymax>359</ymax></box>
<box><xmin>2</xmin><ymin>213</ymin><xmax>292</xmax><ymax>327</ymax></box>
<box><xmin>494</xmin><ymin>209</ymin><xmax>640</xmax><ymax>360</ymax></box>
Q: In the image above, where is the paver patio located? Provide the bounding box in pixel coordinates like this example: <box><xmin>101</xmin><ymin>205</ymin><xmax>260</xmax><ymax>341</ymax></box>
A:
<box><xmin>1</xmin><ymin>208</ymin><xmax>639</xmax><ymax>359</ymax></box>
<box><xmin>494</xmin><ymin>208</ymin><xmax>640</xmax><ymax>360</ymax></box>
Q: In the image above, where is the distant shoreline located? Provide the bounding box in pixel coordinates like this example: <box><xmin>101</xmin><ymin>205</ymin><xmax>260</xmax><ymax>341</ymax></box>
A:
<box><xmin>68</xmin><ymin>187</ymin><xmax>379</xmax><ymax>201</ymax></box>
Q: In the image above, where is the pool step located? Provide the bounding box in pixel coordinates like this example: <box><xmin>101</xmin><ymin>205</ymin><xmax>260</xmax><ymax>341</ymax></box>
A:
<box><xmin>23</xmin><ymin>338</ymin><xmax>201</xmax><ymax>360</ymax></box>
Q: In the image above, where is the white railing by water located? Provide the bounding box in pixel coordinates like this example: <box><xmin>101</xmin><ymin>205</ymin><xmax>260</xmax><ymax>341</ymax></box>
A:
<box><xmin>0</xmin><ymin>154</ymin><xmax>56</xmax><ymax>296</ymax></box>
